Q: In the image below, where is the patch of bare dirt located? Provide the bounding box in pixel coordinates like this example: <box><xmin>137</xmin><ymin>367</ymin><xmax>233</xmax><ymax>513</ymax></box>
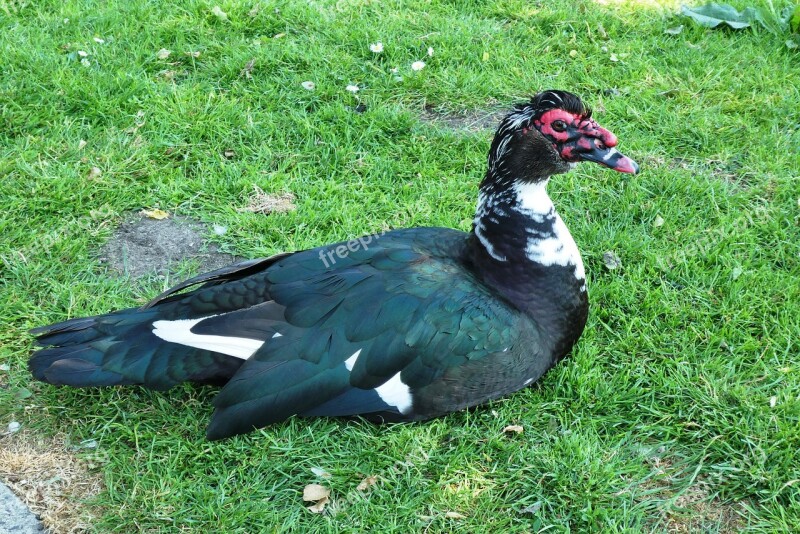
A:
<box><xmin>99</xmin><ymin>214</ymin><xmax>239</xmax><ymax>279</ymax></box>
<box><xmin>635</xmin><ymin>455</ymin><xmax>746</xmax><ymax>533</ymax></box>
<box><xmin>238</xmin><ymin>186</ymin><xmax>297</xmax><ymax>215</ymax></box>
<box><xmin>420</xmin><ymin>106</ymin><xmax>506</xmax><ymax>132</ymax></box>
<box><xmin>0</xmin><ymin>431</ymin><xmax>103</xmax><ymax>533</ymax></box>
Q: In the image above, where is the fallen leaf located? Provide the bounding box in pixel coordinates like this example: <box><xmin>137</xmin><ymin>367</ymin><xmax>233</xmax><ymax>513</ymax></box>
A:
<box><xmin>664</xmin><ymin>25</ymin><xmax>684</xmax><ymax>35</ymax></box>
<box><xmin>503</xmin><ymin>425</ymin><xmax>524</xmax><ymax>434</ymax></box>
<box><xmin>307</xmin><ymin>496</ymin><xmax>329</xmax><ymax>513</ymax></box>
<box><xmin>519</xmin><ymin>501</ymin><xmax>542</xmax><ymax>515</ymax></box>
<box><xmin>159</xmin><ymin>70</ymin><xmax>177</xmax><ymax>81</ymax></box>
<box><xmin>273</xmin><ymin>32</ymin><xmax>286</xmax><ymax>39</ymax></box>
<box><xmin>603</xmin><ymin>251</ymin><xmax>622</xmax><ymax>270</ymax></box>
<box><xmin>302</xmin><ymin>484</ymin><xmax>330</xmax><ymax>502</ymax></box>
<box><xmin>240</xmin><ymin>58</ymin><xmax>256</xmax><ymax>79</ymax></box>
<box><xmin>141</xmin><ymin>208</ymin><xmax>170</xmax><ymax>220</ymax></box>
<box><xmin>569</xmin><ymin>49</ymin><xmax>578</xmax><ymax>57</ymax></box>
<box><xmin>223</xmin><ymin>149</ymin><xmax>236</xmax><ymax>159</ymax></box>
<box><xmin>482</xmin><ymin>51</ymin><xmax>489</xmax><ymax>61</ymax></box>
<box><xmin>731</xmin><ymin>266</ymin><xmax>743</xmax><ymax>280</ymax></box>
<box><xmin>445</xmin><ymin>511</ymin><xmax>465</xmax><ymax>519</ymax></box>
<box><xmin>248</xmin><ymin>4</ymin><xmax>260</xmax><ymax>17</ymax></box>
<box><xmin>78</xmin><ymin>139</ymin><xmax>87</xmax><ymax>150</ymax></box>
<box><xmin>356</xmin><ymin>476</ymin><xmax>378</xmax><ymax>491</ymax></box>
<box><xmin>156</xmin><ymin>48</ymin><xmax>171</xmax><ymax>60</ymax></box>
<box><xmin>14</xmin><ymin>388</ymin><xmax>32</xmax><ymax>400</ymax></box>
<box><xmin>654</xmin><ymin>215</ymin><xmax>665</xmax><ymax>227</ymax></box>
<box><xmin>680</xmin><ymin>3</ymin><xmax>760</xmax><ymax>30</ymax></box>
<box><xmin>770</xmin><ymin>396</ymin><xmax>777</xmax><ymax>408</ymax></box>
<box><xmin>93</xmin><ymin>37</ymin><xmax>105</xmax><ymax>44</ymax></box>
<box><xmin>211</xmin><ymin>5</ymin><xmax>228</xmax><ymax>21</ymax></box>
<box><xmin>87</xmin><ymin>167</ymin><xmax>102</xmax><ymax>180</ymax></box>
<box><xmin>310</xmin><ymin>467</ymin><xmax>331</xmax><ymax>479</ymax></box>
<box><xmin>609</xmin><ymin>53</ymin><xmax>619</xmax><ymax>62</ymax></box>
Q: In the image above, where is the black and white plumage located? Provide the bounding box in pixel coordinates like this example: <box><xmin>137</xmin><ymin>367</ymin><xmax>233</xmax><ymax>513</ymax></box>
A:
<box><xmin>29</xmin><ymin>90</ymin><xmax>639</xmax><ymax>440</ymax></box>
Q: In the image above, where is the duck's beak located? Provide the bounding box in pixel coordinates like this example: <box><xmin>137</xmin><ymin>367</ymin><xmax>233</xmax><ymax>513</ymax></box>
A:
<box><xmin>579</xmin><ymin>144</ymin><xmax>639</xmax><ymax>174</ymax></box>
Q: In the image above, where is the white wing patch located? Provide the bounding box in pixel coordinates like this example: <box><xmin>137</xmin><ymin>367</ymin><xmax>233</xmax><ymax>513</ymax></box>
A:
<box><xmin>375</xmin><ymin>371</ymin><xmax>413</xmax><ymax>413</ymax></box>
<box><xmin>344</xmin><ymin>349</ymin><xmax>362</xmax><ymax>371</ymax></box>
<box><xmin>152</xmin><ymin>316</ymin><xmax>264</xmax><ymax>360</ymax></box>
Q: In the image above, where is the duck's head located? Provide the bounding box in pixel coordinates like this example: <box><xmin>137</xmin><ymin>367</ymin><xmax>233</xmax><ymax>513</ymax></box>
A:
<box><xmin>487</xmin><ymin>90</ymin><xmax>639</xmax><ymax>183</ymax></box>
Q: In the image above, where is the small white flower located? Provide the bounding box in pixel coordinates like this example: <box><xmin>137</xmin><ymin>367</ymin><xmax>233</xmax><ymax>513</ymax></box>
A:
<box><xmin>394</xmin><ymin>76</ymin><xmax>403</xmax><ymax>82</ymax></box>
<box><xmin>427</xmin><ymin>47</ymin><xmax>434</xmax><ymax>57</ymax></box>
<box><xmin>346</xmin><ymin>84</ymin><xmax>359</xmax><ymax>93</ymax></box>
<box><xmin>81</xmin><ymin>58</ymin><xmax>91</xmax><ymax>67</ymax></box>
<box><xmin>301</xmin><ymin>81</ymin><xmax>316</xmax><ymax>91</ymax></box>
<box><xmin>93</xmin><ymin>37</ymin><xmax>105</xmax><ymax>44</ymax></box>
<box><xmin>369</xmin><ymin>42</ymin><xmax>383</xmax><ymax>53</ymax></box>
<box><xmin>411</xmin><ymin>60</ymin><xmax>425</xmax><ymax>71</ymax></box>
<box><xmin>77</xmin><ymin>50</ymin><xmax>88</xmax><ymax>57</ymax></box>
<box><xmin>390</xmin><ymin>67</ymin><xmax>398</xmax><ymax>74</ymax></box>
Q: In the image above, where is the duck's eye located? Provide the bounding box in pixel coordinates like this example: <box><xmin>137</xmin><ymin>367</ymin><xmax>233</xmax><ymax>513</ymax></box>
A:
<box><xmin>551</xmin><ymin>120</ymin><xmax>567</xmax><ymax>132</ymax></box>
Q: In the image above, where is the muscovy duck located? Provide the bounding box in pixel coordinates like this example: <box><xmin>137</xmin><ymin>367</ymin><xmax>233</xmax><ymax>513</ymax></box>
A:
<box><xmin>29</xmin><ymin>90</ymin><xmax>638</xmax><ymax>440</ymax></box>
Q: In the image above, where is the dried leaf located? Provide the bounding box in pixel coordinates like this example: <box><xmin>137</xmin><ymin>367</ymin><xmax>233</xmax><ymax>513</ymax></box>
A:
<box><xmin>306</xmin><ymin>496</ymin><xmax>329</xmax><ymax>513</ymax></box>
<box><xmin>445</xmin><ymin>511</ymin><xmax>465</xmax><ymax>519</ymax></box>
<box><xmin>78</xmin><ymin>139</ymin><xmax>87</xmax><ymax>150</ymax></box>
<box><xmin>603</xmin><ymin>251</ymin><xmax>622</xmax><ymax>270</ymax></box>
<box><xmin>156</xmin><ymin>48</ymin><xmax>171</xmax><ymax>60</ymax></box>
<box><xmin>302</xmin><ymin>484</ymin><xmax>330</xmax><ymax>502</ymax></box>
<box><xmin>519</xmin><ymin>501</ymin><xmax>542</xmax><ymax>515</ymax></box>
<box><xmin>240</xmin><ymin>58</ymin><xmax>256</xmax><ymax>79</ymax></box>
<box><xmin>141</xmin><ymin>208</ymin><xmax>170</xmax><ymax>220</ymax></box>
<box><xmin>664</xmin><ymin>25</ymin><xmax>684</xmax><ymax>35</ymax></box>
<box><xmin>356</xmin><ymin>475</ymin><xmax>378</xmax><ymax>491</ymax></box>
<box><xmin>87</xmin><ymin>167</ymin><xmax>102</xmax><ymax>180</ymax></box>
<box><xmin>482</xmin><ymin>51</ymin><xmax>489</xmax><ymax>61</ymax></box>
<box><xmin>503</xmin><ymin>425</ymin><xmax>524</xmax><ymax>434</ymax></box>
<box><xmin>654</xmin><ymin>215</ymin><xmax>665</xmax><ymax>227</ymax></box>
<box><xmin>248</xmin><ymin>4</ymin><xmax>260</xmax><ymax>17</ymax></box>
<box><xmin>273</xmin><ymin>32</ymin><xmax>286</xmax><ymax>39</ymax></box>
<box><xmin>211</xmin><ymin>6</ymin><xmax>228</xmax><ymax>21</ymax></box>
<box><xmin>310</xmin><ymin>467</ymin><xmax>331</xmax><ymax>479</ymax></box>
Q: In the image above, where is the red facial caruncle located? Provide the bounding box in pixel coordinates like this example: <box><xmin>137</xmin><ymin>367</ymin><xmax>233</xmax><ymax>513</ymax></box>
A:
<box><xmin>533</xmin><ymin>109</ymin><xmax>638</xmax><ymax>174</ymax></box>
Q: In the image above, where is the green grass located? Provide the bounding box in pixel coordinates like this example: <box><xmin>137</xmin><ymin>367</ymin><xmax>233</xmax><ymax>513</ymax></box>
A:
<box><xmin>2</xmin><ymin>0</ymin><xmax>799</xmax><ymax>531</ymax></box>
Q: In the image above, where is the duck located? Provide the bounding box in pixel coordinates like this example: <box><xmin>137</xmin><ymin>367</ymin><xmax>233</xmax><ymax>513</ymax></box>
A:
<box><xmin>29</xmin><ymin>90</ymin><xmax>639</xmax><ymax>440</ymax></box>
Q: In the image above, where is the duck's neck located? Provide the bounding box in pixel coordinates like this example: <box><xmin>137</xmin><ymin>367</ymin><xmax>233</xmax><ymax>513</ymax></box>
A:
<box><xmin>469</xmin><ymin>178</ymin><xmax>588</xmax><ymax>355</ymax></box>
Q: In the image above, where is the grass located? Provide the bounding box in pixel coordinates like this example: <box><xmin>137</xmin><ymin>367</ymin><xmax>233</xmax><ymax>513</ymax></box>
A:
<box><xmin>1</xmin><ymin>0</ymin><xmax>799</xmax><ymax>531</ymax></box>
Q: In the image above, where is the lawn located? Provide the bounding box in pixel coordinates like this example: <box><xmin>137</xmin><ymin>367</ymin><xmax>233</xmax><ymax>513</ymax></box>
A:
<box><xmin>1</xmin><ymin>0</ymin><xmax>799</xmax><ymax>531</ymax></box>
